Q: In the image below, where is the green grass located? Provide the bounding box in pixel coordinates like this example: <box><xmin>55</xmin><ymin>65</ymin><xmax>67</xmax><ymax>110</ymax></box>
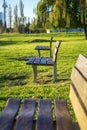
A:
<box><xmin>0</xmin><ymin>32</ymin><xmax>87</xmax><ymax>121</ymax></box>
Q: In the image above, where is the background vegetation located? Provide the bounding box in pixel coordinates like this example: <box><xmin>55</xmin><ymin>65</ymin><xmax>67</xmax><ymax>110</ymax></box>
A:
<box><xmin>0</xmin><ymin>0</ymin><xmax>87</xmax><ymax>39</ymax></box>
<box><xmin>0</xmin><ymin>32</ymin><xmax>87</xmax><ymax>120</ymax></box>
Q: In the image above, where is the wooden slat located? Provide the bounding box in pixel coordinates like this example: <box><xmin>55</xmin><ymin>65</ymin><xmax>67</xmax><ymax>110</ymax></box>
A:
<box><xmin>70</xmin><ymin>85</ymin><xmax>87</xmax><ymax>130</ymax></box>
<box><xmin>55</xmin><ymin>99</ymin><xmax>74</xmax><ymax>130</ymax></box>
<box><xmin>35</xmin><ymin>46</ymin><xmax>50</xmax><ymax>50</ymax></box>
<box><xmin>36</xmin><ymin>99</ymin><xmax>54</xmax><ymax>130</ymax></box>
<box><xmin>71</xmin><ymin>67</ymin><xmax>87</xmax><ymax>108</ymax></box>
<box><xmin>34</xmin><ymin>57</ymin><xmax>41</xmax><ymax>64</ymax></box>
<box><xmin>14</xmin><ymin>99</ymin><xmax>36</xmax><ymax>130</ymax></box>
<box><xmin>75</xmin><ymin>54</ymin><xmax>87</xmax><ymax>79</ymax></box>
<box><xmin>40</xmin><ymin>57</ymin><xmax>47</xmax><ymax>64</ymax></box>
<box><xmin>47</xmin><ymin>58</ymin><xmax>53</xmax><ymax>65</ymax></box>
<box><xmin>0</xmin><ymin>98</ymin><xmax>20</xmax><ymax>130</ymax></box>
<box><xmin>27</xmin><ymin>57</ymin><xmax>36</xmax><ymax>64</ymax></box>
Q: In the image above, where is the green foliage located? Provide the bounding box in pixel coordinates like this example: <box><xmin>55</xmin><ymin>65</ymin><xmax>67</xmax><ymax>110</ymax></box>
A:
<box><xmin>0</xmin><ymin>32</ymin><xmax>87</xmax><ymax>120</ymax></box>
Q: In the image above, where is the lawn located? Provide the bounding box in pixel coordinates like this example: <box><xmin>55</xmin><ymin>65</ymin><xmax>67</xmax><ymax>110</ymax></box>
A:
<box><xmin>0</xmin><ymin>32</ymin><xmax>87</xmax><ymax>121</ymax></box>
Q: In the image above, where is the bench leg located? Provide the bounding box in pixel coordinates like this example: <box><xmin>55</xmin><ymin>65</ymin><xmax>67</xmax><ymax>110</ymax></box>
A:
<box><xmin>50</xmin><ymin>49</ymin><xmax>52</xmax><ymax>58</ymax></box>
<box><xmin>32</xmin><ymin>65</ymin><xmax>37</xmax><ymax>82</ymax></box>
<box><xmin>38</xmin><ymin>50</ymin><xmax>40</xmax><ymax>57</ymax></box>
<box><xmin>53</xmin><ymin>63</ymin><xmax>57</xmax><ymax>82</ymax></box>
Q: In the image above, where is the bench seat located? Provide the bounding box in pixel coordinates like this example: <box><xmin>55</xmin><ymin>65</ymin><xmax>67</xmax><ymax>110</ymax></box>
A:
<box><xmin>27</xmin><ymin>57</ymin><xmax>53</xmax><ymax>65</ymax></box>
<box><xmin>0</xmin><ymin>98</ymin><xmax>74</xmax><ymax>130</ymax></box>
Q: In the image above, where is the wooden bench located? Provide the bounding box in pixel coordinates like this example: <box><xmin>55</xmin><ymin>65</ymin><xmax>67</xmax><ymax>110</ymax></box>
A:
<box><xmin>0</xmin><ymin>54</ymin><xmax>87</xmax><ymax>130</ymax></box>
<box><xmin>70</xmin><ymin>54</ymin><xmax>87</xmax><ymax>130</ymax></box>
<box><xmin>27</xmin><ymin>41</ymin><xmax>61</xmax><ymax>82</ymax></box>
<box><xmin>35</xmin><ymin>36</ymin><xmax>53</xmax><ymax>57</ymax></box>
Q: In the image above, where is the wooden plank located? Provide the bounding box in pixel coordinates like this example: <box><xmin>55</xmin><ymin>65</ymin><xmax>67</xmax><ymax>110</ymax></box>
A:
<box><xmin>34</xmin><ymin>57</ymin><xmax>41</xmax><ymax>64</ymax></box>
<box><xmin>36</xmin><ymin>99</ymin><xmax>54</xmax><ymax>130</ymax></box>
<box><xmin>0</xmin><ymin>98</ymin><xmax>20</xmax><ymax>130</ymax></box>
<box><xmin>70</xmin><ymin>85</ymin><xmax>87</xmax><ymax>130</ymax></box>
<box><xmin>40</xmin><ymin>57</ymin><xmax>47</xmax><ymax>64</ymax></box>
<box><xmin>55</xmin><ymin>99</ymin><xmax>74</xmax><ymax>130</ymax></box>
<box><xmin>47</xmin><ymin>58</ymin><xmax>53</xmax><ymax>65</ymax></box>
<box><xmin>75</xmin><ymin>54</ymin><xmax>87</xmax><ymax>80</ymax></box>
<box><xmin>71</xmin><ymin>67</ymin><xmax>87</xmax><ymax>108</ymax></box>
<box><xmin>27</xmin><ymin>57</ymin><xmax>36</xmax><ymax>64</ymax></box>
<box><xmin>15</xmin><ymin>99</ymin><xmax>36</xmax><ymax>130</ymax></box>
<box><xmin>35</xmin><ymin>46</ymin><xmax>50</xmax><ymax>50</ymax></box>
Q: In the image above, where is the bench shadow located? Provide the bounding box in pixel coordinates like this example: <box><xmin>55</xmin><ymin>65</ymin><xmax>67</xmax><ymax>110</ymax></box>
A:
<box><xmin>0</xmin><ymin>74</ymin><xmax>28</xmax><ymax>88</ymax></box>
<box><xmin>36</xmin><ymin>77</ymin><xmax>69</xmax><ymax>84</ymax></box>
<box><xmin>25</xmin><ymin>39</ymin><xmax>57</xmax><ymax>43</ymax></box>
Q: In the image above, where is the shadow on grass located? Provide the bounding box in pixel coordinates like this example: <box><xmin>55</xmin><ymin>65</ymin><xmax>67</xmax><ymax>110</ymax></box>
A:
<box><xmin>25</xmin><ymin>39</ymin><xmax>57</xmax><ymax>43</ymax></box>
<box><xmin>0</xmin><ymin>41</ymin><xmax>18</xmax><ymax>46</ymax></box>
<box><xmin>0</xmin><ymin>73</ymin><xmax>28</xmax><ymax>87</ymax></box>
<box><xmin>35</xmin><ymin>77</ymin><xmax>69</xmax><ymax>84</ymax></box>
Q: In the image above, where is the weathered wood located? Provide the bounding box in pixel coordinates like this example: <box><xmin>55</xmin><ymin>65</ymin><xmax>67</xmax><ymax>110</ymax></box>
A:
<box><xmin>0</xmin><ymin>98</ymin><xmax>20</xmax><ymax>130</ymax></box>
<box><xmin>40</xmin><ymin>57</ymin><xmax>47</xmax><ymax>64</ymax></box>
<box><xmin>28</xmin><ymin>57</ymin><xmax>36</xmax><ymax>64</ymax></box>
<box><xmin>36</xmin><ymin>99</ymin><xmax>54</xmax><ymax>130</ymax></box>
<box><xmin>55</xmin><ymin>99</ymin><xmax>74</xmax><ymax>130</ymax></box>
<box><xmin>34</xmin><ymin>57</ymin><xmax>41</xmax><ymax>64</ymax></box>
<box><xmin>71</xmin><ymin>67</ymin><xmax>87</xmax><ymax>108</ymax></box>
<box><xmin>70</xmin><ymin>54</ymin><xmax>87</xmax><ymax>130</ymax></box>
<box><xmin>47</xmin><ymin>58</ymin><xmax>53</xmax><ymax>65</ymax></box>
<box><xmin>70</xmin><ymin>84</ymin><xmax>87</xmax><ymax>130</ymax></box>
<box><xmin>27</xmin><ymin>57</ymin><xmax>53</xmax><ymax>66</ymax></box>
<box><xmin>35</xmin><ymin>46</ymin><xmax>50</xmax><ymax>50</ymax></box>
<box><xmin>14</xmin><ymin>99</ymin><xmax>36</xmax><ymax>130</ymax></box>
<box><xmin>75</xmin><ymin>54</ymin><xmax>87</xmax><ymax>79</ymax></box>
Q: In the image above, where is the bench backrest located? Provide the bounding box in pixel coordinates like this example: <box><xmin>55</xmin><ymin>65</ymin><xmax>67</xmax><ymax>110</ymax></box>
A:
<box><xmin>53</xmin><ymin>41</ymin><xmax>61</xmax><ymax>63</ymax></box>
<box><xmin>69</xmin><ymin>54</ymin><xmax>87</xmax><ymax>130</ymax></box>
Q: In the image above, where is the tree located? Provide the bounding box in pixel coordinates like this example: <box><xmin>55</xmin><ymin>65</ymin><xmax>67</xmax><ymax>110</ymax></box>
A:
<box><xmin>0</xmin><ymin>20</ymin><xmax>4</xmax><ymax>33</ymax></box>
<box><xmin>8</xmin><ymin>4</ymin><xmax>12</xmax><ymax>30</ymax></box>
<box><xmin>19</xmin><ymin>0</ymin><xmax>24</xmax><ymax>24</ymax></box>
<box><xmin>30</xmin><ymin>18</ymin><xmax>37</xmax><ymax>32</ymax></box>
<box><xmin>80</xmin><ymin>0</ymin><xmax>87</xmax><ymax>39</ymax></box>
<box><xmin>50</xmin><ymin>0</ymin><xmax>66</xmax><ymax>29</ymax></box>
<box><xmin>19</xmin><ymin>0</ymin><xmax>24</xmax><ymax>33</ymax></box>
<box><xmin>14</xmin><ymin>4</ymin><xmax>18</xmax><ymax>32</ymax></box>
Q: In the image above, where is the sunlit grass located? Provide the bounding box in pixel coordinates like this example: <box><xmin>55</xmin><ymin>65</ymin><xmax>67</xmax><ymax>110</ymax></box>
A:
<box><xmin>0</xmin><ymin>32</ymin><xmax>87</xmax><ymax>121</ymax></box>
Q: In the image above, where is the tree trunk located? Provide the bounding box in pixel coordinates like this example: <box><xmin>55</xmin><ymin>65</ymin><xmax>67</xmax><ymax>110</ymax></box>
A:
<box><xmin>84</xmin><ymin>24</ymin><xmax>87</xmax><ymax>39</ymax></box>
<box><xmin>83</xmin><ymin>0</ymin><xmax>87</xmax><ymax>40</ymax></box>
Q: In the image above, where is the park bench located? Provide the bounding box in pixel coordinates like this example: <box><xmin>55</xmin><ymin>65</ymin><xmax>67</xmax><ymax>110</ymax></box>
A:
<box><xmin>35</xmin><ymin>36</ymin><xmax>53</xmax><ymax>57</ymax></box>
<box><xmin>0</xmin><ymin>54</ymin><xmax>87</xmax><ymax>130</ymax></box>
<box><xmin>27</xmin><ymin>41</ymin><xmax>61</xmax><ymax>82</ymax></box>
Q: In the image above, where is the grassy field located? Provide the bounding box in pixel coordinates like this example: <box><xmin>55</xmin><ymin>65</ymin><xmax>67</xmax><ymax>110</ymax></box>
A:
<box><xmin>0</xmin><ymin>32</ymin><xmax>87</xmax><ymax>121</ymax></box>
